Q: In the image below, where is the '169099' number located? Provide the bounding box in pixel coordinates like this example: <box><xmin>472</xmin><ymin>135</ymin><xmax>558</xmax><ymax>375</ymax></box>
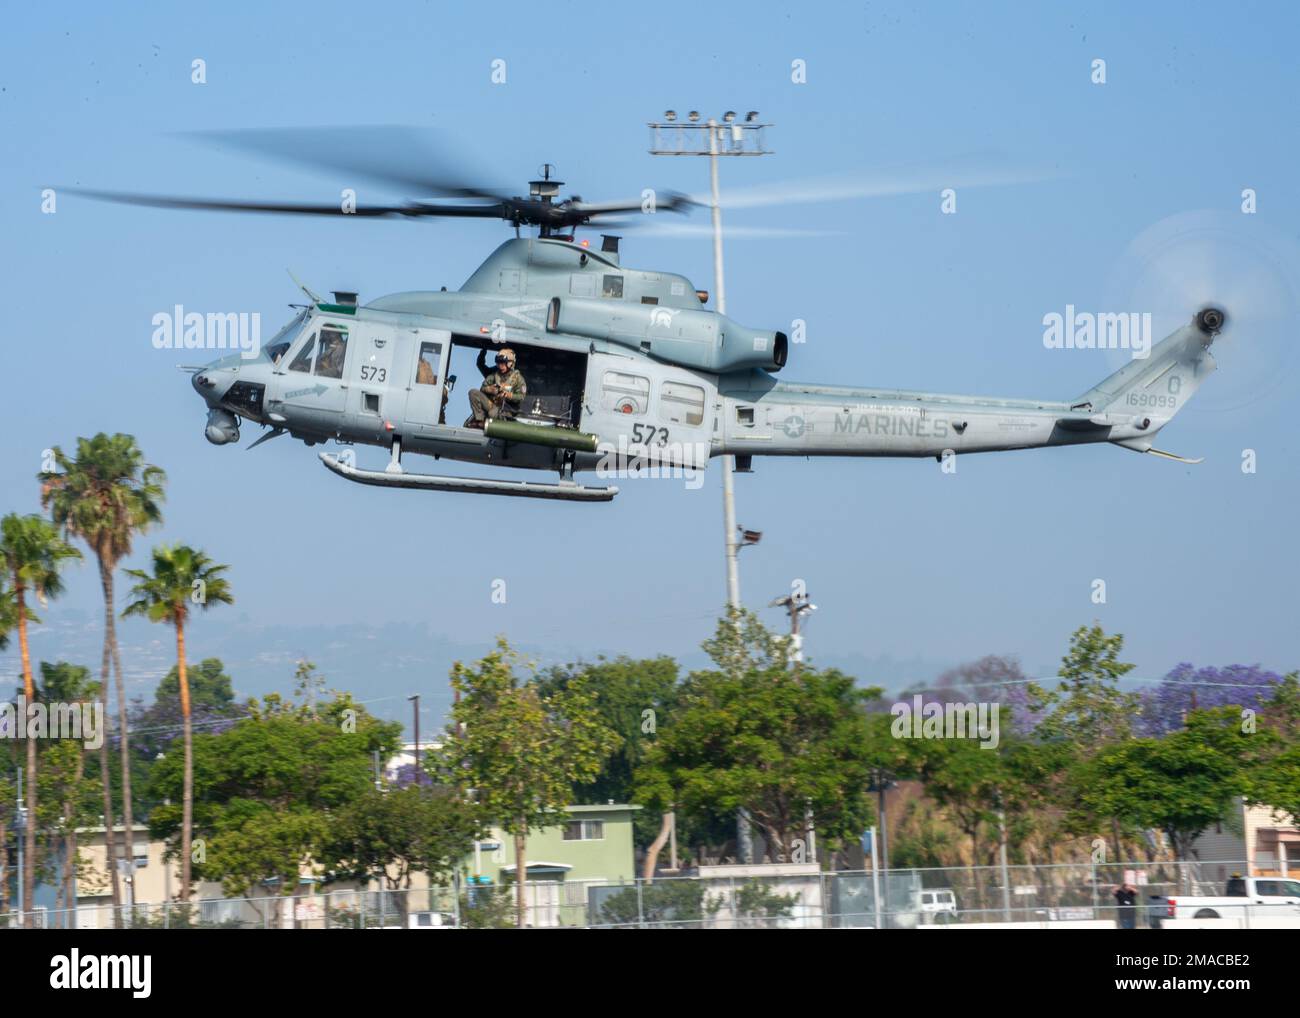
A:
<box><xmin>1126</xmin><ymin>392</ymin><xmax>1176</xmax><ymax>409</ymax></box>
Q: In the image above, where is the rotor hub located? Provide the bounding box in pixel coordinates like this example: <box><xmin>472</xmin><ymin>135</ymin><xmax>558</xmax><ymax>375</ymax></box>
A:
<box><xmin>1195</xmin><ymin>306</ymin><xmax>1227</xmax><ymax>336</ymax></box>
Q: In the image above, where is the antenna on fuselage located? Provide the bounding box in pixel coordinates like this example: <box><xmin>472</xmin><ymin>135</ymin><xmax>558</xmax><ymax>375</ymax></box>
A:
<box><xmin>286</xmin><ymin>267</ymin><xmax>322</xmax><ymax>304</ymax></box>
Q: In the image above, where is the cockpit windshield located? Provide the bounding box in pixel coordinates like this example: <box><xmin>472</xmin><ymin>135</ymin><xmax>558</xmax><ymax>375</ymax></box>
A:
<box><xmin>262</xmin><ymin>309</ymin><xmax>310</xmax><ymax>366</ymax></box>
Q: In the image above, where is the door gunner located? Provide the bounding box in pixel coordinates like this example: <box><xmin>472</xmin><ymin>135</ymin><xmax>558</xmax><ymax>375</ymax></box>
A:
<box><xmin>466</xmin><ymin>347</ymin><xmax>526</xmax><ymax>428</ymax></box>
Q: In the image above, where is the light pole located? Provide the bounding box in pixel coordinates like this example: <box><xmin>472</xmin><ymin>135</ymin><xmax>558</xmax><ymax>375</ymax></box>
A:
<box><xmin>651</xmin><ymin>111</ymin><xmax>771</xmax><ymax>866</ymax></box>
<box><xmin>771</xmin><ymin>590</ymin><xmax>818</xmax><ymax>866</ymax></box>
<box><xmin>649</xmin><ymin>110</ymin><xmax>771</xmax><ymax>614</ymax></box>
<box><xmin>15</xmin><ymin>768</ymin><xmax>24</xmax><ymax>924</ymax></box>
<box><xmin>408</xmin><ymin>694</ymin><xmax>421</xmax><ymax>786</ymax></box>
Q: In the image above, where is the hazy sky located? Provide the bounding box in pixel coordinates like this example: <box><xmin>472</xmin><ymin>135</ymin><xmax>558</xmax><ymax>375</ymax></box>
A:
<box><xmin>2</xmin><ymin>2</ymin><xmax>1297</xmax><ymax>730</ymax></box>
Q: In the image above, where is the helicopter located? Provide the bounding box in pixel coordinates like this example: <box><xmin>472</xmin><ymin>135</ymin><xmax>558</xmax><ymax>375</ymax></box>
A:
<box><xmin>70</xmin><ymin>130</ymin><xmax>1227</xmax><ymax>502</ymax></box>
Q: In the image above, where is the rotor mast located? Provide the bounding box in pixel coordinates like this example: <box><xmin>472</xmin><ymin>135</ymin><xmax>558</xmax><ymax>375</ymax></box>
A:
<box><xmin>528</xmin><ymin>163</ymin><xmax>564</xmax><ymax>238</ymax></box>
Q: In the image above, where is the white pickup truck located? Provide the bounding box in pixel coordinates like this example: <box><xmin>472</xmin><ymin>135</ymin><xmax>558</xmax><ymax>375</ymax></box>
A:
<box><xmin>1152</xmin><ymin>875</ymin><xmax>1300</xmax><ymax>924</ymax></box>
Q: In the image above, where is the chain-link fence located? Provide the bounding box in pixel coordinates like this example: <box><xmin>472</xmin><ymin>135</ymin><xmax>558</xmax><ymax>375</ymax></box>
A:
<box><xmin>4</xmin><ymin>859</ymin><xmax>1290</xmax><ymax>929</ymax></box>
<box><xmin>2</xmin><ymin>885</ymin><xmax>461</xmax><ymax>930</ymax></box>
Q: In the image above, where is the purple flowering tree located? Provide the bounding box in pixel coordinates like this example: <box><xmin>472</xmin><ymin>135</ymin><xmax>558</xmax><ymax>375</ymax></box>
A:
<box><xmin>1135</xmin><ymin>664</ymin><xmax>1283</xmax><ymax>737</ymax></box>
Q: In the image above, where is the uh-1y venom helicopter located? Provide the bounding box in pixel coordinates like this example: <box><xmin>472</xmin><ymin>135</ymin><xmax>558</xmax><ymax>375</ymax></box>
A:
<box><xmin>72</xmin><ymin>130</ymin><xmax>1227</xmax><ymax>502</ymax></box>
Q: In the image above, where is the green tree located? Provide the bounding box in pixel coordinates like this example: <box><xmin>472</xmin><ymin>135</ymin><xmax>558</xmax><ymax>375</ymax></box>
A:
<box><xmin>459</xmin><ymin>885</ymin><xmax>516</xmax><ymax>929</ymax></box>
<box><xmin>1026</xmin><ymin>624</ymin><xmax>1140</xmax><ymax>859</ymax></box>
<box><xmin>0</xmin><ymin>769</ymin><xmax>12</xmax><ymax>920</ymax></box>
<box><xmin>0</xmin><ymin>589</ymin><xmax>12</xmax><ymax>918</ymax></box>
<box><xmin>40</xmin><ymin>433</ymin><xmax>165</xmax><ymax>921</ymax></box>
<box><xmin>889</xmin><ymin>799</ymin><xmax>961</xmax><ymax>869</ymax></box>
<box><xmin>634</xmin><ymin>612</ymin><xmax>882</xmax><ymax>865</ymax></box>
<box><xmin>1079</xmin><ymin>707</ymin><xmax>1256</xmax><ymax>867</ymax></box>
<box><xmin>0</xmin><ymin>513</ymin><xmax>80</xmax><ymax>926</ymax></box>
<box><xmin>733</xmin><ymin>879</ymin><xmax>799</xmax><ymax>929</ymax></box>
<box><xmin>596</xmin><ymin>879</ymin><xmax>717</xmax><ymax>929</ymax></box>
<box><xmin>538</xmin><ymin>655</ymin><xmax>681</xmax><ymax>860</ymax></box>
<box><xmin>131</xmin><ymin>658</ymin><xmax>242</xmax><ymax>779</ymax></box>
<box><xmin>537</xmin><ymin>655</ymin><xmax>678</xmax><ymax>805</ymax></box>
<box><xmin>1028</xmin><ymin>623</ymin><xmax>1139</xmax><ymax>746</ymax></box>
<box><xmin>432</xmin><ymin>639</ymin><xmax>619</xmax><ymax>927</ymax></box>
<box><xmin>902</xmin><ymin>734</ymin><xmax>1007</xmax><ymax>867</ymax></box>
<box><xmin>36</xmin><ymin>661</ymin><xmax>102</xmax><ymax>919</ymax></box>
<box><xmin>321</xmin><ymin>784</ymin><xmax>482</xmax><ymax>923</ymax></box>
<box><xmin>154</xmin><ymin>657</ymin><xmax>236</xmax><ymax>714</ymax></box>
<box><xmin>123</xmin><ymin>544</ymin><xmax>231</xmax><ymax>901</ymax></box>
<box><xmin>1237</xmin><ymin>674</ymin><xmax>1300</xmax><ymax>839</ymax></box>
<box><xmin>148</xmin><ymin>688</ymin><xmax>401</xmax><ymax>909</ymax></box>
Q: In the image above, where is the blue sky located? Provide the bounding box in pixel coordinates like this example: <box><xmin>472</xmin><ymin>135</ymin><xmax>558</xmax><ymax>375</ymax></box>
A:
<box><xmin>2</xmin><ymin>2</ymin><xmax>1297</xmax><ymax>729</ymax></box>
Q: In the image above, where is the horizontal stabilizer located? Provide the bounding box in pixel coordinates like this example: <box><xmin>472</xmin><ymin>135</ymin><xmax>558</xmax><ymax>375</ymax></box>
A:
<box><xmin>1056</xmin><ymin>411</ymin><xmax>1154</xmax><ymax>432</ymax></box>
<box><xmin>1111</xmin><ymin>437</ymin><xmax>1203</xmax><ymax>464</ymax></box>
<box><xmin>1144</xmin><ymin>448</ymin><xmax>1204</xmax><ymax>464</ymax></box>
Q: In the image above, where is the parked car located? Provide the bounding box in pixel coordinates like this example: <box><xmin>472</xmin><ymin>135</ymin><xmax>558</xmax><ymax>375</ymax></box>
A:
<box><xmin>1151</xmin><ymin>875</ymin><xmax>1300</xmax><ymax>922</ymax></box>
<box><xmin>918</xmin><ymin>888</ymin><xmax>959</xmax><ymax>923</ymax></box>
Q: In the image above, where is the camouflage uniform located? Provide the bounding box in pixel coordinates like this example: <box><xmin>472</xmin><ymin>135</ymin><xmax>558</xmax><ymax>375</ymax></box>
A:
<box><xmin>467</xmin><ymin>349</ymin><xmax>527</xmax><ymax>425</ymax></box>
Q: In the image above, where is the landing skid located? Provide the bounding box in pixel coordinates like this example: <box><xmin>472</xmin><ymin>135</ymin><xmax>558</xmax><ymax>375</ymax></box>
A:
<box><xmin>319</xmin><ymin>452</ymin><xmax>618</xmax><ymax>502</ymax></box>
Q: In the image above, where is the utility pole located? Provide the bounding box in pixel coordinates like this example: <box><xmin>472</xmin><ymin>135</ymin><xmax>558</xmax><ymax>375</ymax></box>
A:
<box><xmin>651</xmin><ymin>110</ymin><xmax>771</xmax><ymax>866</ymax></box>
<box><xmin>998</xmin><ymin>806</ymin><xmax>1012</xmax><ymax>921</ymax></box>
<box><xmin>770</xmin><ymin>589</ymin><xmax>816</xmax><ymax>671</ymax></box>
<box><xmin>772</xmin><ymin>590</ymin><xmax>818</xmax><ymax>865</ymax></box>
<box><xmin>869</xmin><ymin>825</ymin><xmax>883</xmax><ymax>930</ymax></box>
<box><xmin>871</xmin><ymin>768</ymin><xmax>892</xmax><ymax>881</ymax></box>
<box><xmin>15</xmin><ymin>768</ymin><xmax>24</xmax><ymax>924</ymax></box>
<box><xmin>408</xmin><ymin>694</ymin><xmax>421</xmax><ymax>786</ymax></box>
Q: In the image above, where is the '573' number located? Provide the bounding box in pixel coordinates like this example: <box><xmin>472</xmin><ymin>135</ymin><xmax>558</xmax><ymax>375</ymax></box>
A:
<box><xmin>631</xmin><ymin>423</ymin><xmax>669</xmax><ymax>445</ymax></box>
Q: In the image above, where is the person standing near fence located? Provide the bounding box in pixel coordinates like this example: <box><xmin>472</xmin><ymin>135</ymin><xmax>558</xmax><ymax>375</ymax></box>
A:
<box><xmin>1113</xmin><ymin>881</ymin><xmax>1138</xmax><ymax>929</ymax></box>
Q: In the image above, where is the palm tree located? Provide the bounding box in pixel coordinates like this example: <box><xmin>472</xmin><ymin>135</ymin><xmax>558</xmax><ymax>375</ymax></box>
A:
<box><xmin>0</xmin><ymin>514</ymin><xmax>81</xmax><ymax>927</ymax></box>
<box><xmin>123</xmin><ymin>545</ymin><xmax>231</xmax><ymax>901</ymax></box>
<box><xmin>0</xmin><ymin>580</ymin><xmax>15</xmax><ymax>920</ymax></box>
<box><xmin>40</xmin><ymin>433</ymin><xmax>165</xmax><ymax>922</ymax></box>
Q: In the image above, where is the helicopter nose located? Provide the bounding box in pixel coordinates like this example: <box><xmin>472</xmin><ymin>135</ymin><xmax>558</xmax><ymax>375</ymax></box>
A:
<box><xmin>190</xmin><ymin>354</ymin><xmax>242</xmax><ymax>403</ymax></box>
<box><xmin>192</xmin><ymin>368</ymin><xmax>218</xmax><ymax>399</ymax></box>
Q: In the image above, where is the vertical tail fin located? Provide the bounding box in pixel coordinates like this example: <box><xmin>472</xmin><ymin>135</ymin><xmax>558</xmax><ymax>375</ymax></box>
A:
<box><xmin>1072</xmin><ymin>312</ymin><xmax>1221</xmax><ymax>445</ymax></box>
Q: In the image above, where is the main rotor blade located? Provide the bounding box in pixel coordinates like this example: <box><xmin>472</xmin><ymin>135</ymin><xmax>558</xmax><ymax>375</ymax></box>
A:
<box><xmin>568</xmin><ymin>191</ymin><xmax>696</xmax><ymax>217</ymax></box>
<box><xmin>182</xmin><ymin>126</ymin><xmax>513</xmax><ymax>201</ymax></box>
<box><xmin>62</xmin><ymin>187</ymin><xmax>508</xmax><ymax>220</ymax></box>
<box><xmin>694</xmin><ymin>158</ymin><xmax>1058</xmax><ymax>210</ymax></box>
<box><xmin>622</xmin><ymin>222</ymin><xmax>842</xmax><ymax>239</ymax></box>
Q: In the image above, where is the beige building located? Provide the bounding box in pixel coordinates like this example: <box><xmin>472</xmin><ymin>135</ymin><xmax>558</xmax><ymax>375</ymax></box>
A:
<box><xmin>1189</xmin><ymin>798</ymin><xmax>1299</xmax><ymax>880</ymax></box>
<box><xmin>72</xmin><ymin>824</ymin><xmax>220</xmax><ymax>928</ymax></box>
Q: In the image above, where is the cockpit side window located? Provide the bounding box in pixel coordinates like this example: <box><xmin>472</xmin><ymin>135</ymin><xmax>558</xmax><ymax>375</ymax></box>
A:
<box><xmin>314</xmin><ymin>325</ymin><xmax>349</xmax><ymax>379</ymax></box>
<box><xmin>288</xmin><ymin>334</ymin><xmax>316</xmax><ymax>373</ymax></box>
<box><xmin>263</xmin><ymin>310</ymin><xmax>309</xmax><ymax>366</ymax></box>
<box><xmin>265</xmin><ymin>339</ymin><xmax>294</xmax><ymax>366</ymax></box>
